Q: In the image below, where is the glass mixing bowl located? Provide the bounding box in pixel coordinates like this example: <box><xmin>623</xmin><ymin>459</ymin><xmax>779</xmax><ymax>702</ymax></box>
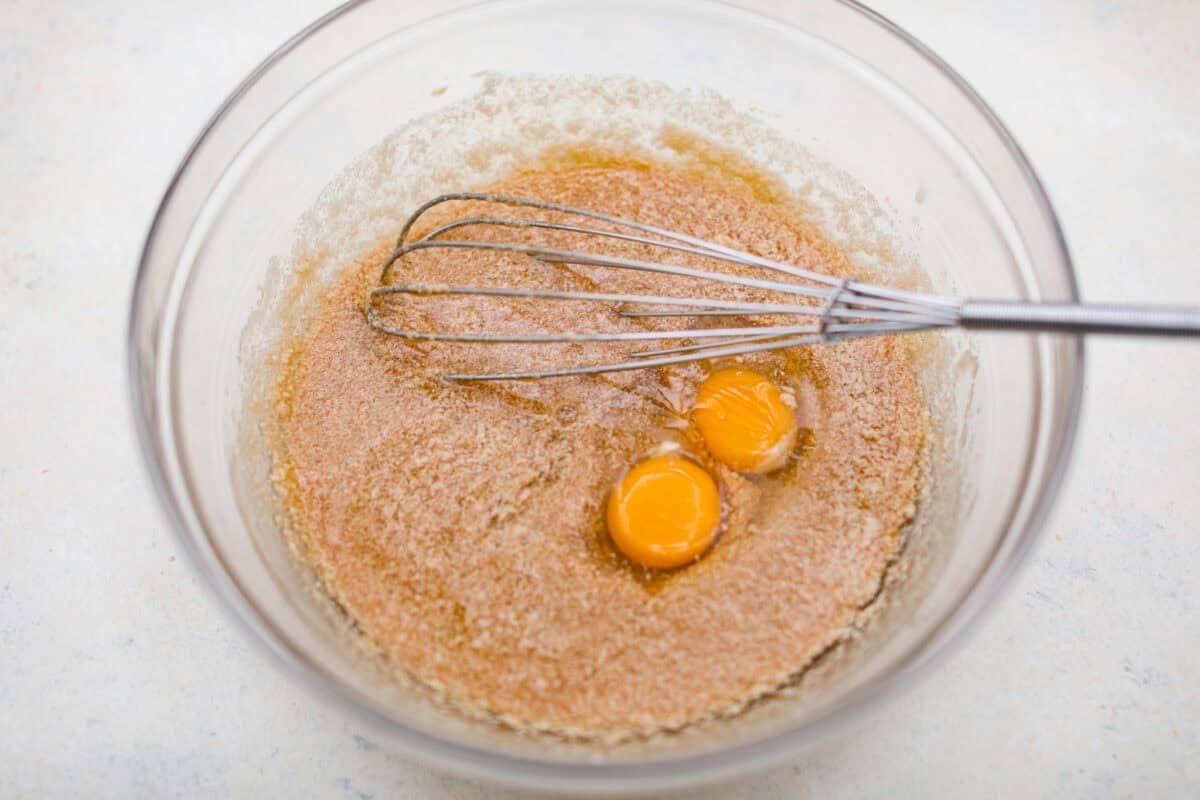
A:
<box><xmin>128</xmin><ymin>0</ymin><xmax>1081</xmax><ymax>792</ymax></box>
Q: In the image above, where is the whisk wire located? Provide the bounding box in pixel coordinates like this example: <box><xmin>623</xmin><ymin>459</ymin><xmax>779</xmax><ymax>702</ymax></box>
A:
<box><xmin>366</xmin><ymin>193</ymin><xmax>965</xmax><ymax>379</ymax></box>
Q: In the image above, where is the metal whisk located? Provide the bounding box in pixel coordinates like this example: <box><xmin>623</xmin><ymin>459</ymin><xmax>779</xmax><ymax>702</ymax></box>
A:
<box><xmin>366</xmin><ymin>193</ymin><xmax>1200</xmax><ymax>380</ymax></box>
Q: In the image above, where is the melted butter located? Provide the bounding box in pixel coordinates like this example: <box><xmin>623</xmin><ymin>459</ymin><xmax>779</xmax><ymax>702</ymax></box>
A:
<box><xmin>266</xmin><ymin>133</ymin><xmax>926</xmax><ymax>737</ymax></box>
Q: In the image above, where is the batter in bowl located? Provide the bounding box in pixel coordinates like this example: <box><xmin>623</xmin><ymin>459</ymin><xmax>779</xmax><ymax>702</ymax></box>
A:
<box><xmin>272</xmin><ymin>154</ymin><xmax>926</xmax><ymax>738</ymax></box>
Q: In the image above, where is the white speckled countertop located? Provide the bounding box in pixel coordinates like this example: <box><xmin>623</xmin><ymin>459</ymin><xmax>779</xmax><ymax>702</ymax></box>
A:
<box><xmin>2</xmin><ymin>0</ymin><xmax>1198</xmax><ymax>796</ymax></box>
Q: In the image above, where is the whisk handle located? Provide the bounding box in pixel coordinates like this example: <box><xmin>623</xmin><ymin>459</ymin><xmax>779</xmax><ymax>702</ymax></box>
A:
<box><xmin>959</xmin><ymin>301</ymin><xmax>1200</xmax><ymax>337</ymax></box>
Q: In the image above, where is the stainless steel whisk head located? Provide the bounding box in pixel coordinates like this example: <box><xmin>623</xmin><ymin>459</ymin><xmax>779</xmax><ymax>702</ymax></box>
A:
<box><xmin>366</xmin><ymin>193</ymin><xmax>1200</xmax><ymax>380</ymax></box>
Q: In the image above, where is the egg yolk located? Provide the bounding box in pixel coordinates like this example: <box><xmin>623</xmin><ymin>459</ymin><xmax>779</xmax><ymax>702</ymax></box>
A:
<box><xmin>692</xmin><ymin>367</ymin><xmax>799</xmax><ymax>474</ymax></box>
<box><xmin>606</xmin><ymin>455</ymin><xmax>721</xmax><ymax>569</ymax></box>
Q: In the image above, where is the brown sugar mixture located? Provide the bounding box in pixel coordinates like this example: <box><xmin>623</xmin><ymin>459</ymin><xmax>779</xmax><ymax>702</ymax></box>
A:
<box><xmin>275</xmin><ymin>157</ymin><xmax>926</xmax><ymax>738</ymax></box>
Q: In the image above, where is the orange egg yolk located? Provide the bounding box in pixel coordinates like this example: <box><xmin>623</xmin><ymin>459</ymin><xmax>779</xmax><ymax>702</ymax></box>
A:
<box><xmin>606</xmin><ymin>455</ymin><xmax>721</xmax><ymax>569</ymax></box>
<box><xmin>692</xmin><ymin>367</ymin><xmax>799</xmax><ymax>474</ymax></box>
